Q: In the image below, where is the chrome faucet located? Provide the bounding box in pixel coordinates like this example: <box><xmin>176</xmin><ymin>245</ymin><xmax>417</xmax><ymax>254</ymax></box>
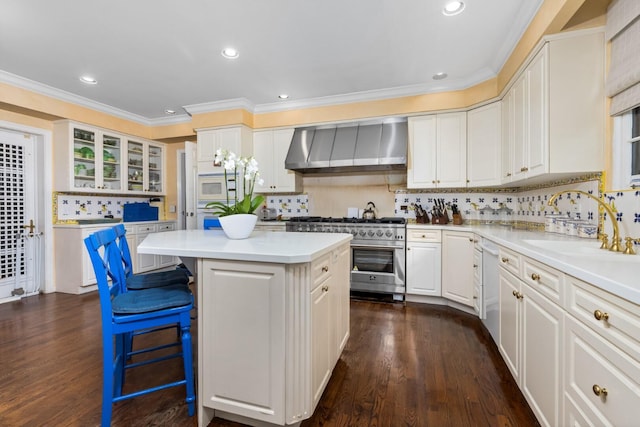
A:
<box><xmin>547</xmin><ymin>190</ymin><xmax>622</xmax><ymax>253</ymax></box>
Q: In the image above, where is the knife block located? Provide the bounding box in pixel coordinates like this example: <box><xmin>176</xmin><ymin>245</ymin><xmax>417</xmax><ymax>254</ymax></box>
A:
<box><xmin>416</xmin><ymin>212</ymin><xmax>430</xmax><ymax>224</ymax></box>
<box><xmin>431</xmin><ymin>212</ymin><xmax>449</xmax><ymax>225</ymax></box>
<box><xmin>452</xmin><ymin>213</ymin><xmax>463</xmax><ymax>225</ymax></box>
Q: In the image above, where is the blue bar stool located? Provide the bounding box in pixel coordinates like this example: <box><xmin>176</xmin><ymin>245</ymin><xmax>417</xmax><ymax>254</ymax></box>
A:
<box><xmin>84</xmin><ymin>227</ymin><xmax>195</xmax><ymax>426</ymax></box>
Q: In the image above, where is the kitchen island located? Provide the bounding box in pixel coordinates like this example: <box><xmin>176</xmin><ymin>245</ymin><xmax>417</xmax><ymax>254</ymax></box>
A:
<box><xmin>138</xmin><ymin>229</ymin><xmax>352</xmax><ymax>427</ymax></box>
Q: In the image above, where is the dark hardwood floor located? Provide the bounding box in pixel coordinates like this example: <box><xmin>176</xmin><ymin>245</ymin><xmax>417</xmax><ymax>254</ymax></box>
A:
<box><xmin>0</xmin><ymin>293</ymin><xmax>539</xmax><ymax>427</ymax></box>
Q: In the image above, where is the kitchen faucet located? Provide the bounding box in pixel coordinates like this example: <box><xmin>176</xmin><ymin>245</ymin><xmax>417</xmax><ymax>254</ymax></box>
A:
<box><xmin>547</xmin><ymin>190</ymin><xmax>625</xmax><ymax>253</ymax></box>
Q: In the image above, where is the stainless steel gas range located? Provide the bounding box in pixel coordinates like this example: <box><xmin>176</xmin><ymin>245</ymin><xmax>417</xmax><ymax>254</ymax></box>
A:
<box><xmin>286</xmin><ymin>217</ymin><xmax>406</xmax><ymax>300</ymax></box>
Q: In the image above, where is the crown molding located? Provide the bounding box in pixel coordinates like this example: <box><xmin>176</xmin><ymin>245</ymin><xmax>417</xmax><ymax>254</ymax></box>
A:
<box><xmin>183</xmin><ymin>98</ymin><xmax>255</xmax><ymax>115</ymax></box>
<box><xmin>147</xmin><ymin>114</ymin><xmax>192</xmax><ymax>126</ymax></box>
<box><xmin>254</xmin><ymin>69</ymin><xmax>497</xmax><ymax>114</ymax></box>
<box><xmin>0</xmin><ymin>69</ymin><xmax>155</xmax><ymax>126</ymax></box>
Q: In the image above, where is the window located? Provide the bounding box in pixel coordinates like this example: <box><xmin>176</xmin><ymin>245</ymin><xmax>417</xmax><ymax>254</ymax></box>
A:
<box><xmin>612</xmin><ymin>106</ymin><xmax>640</xmax><ymax>189</ymax></box>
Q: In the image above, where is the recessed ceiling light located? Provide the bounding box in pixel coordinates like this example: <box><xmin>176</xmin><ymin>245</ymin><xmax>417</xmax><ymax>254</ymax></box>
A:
<box><xmin>164</xmin><ymin>109</ymin><xmax>176</xmax><ymax>115</ymax></box>
<box><xmin>433</xmin><ymin>72</ymin><xmax>448</xmax><ymax>80</ymax></box>
<box><xmin>442</xmin><ymin>1</ymin><xmax>465</xmax><ymax>16</ymax></box>
<box><xmin>79</xmin><ymin>75</ymin><xmax>97</xmax><ymax>85</ymax></box>
<box><xmin>221</xmin><ymin>48</ymin><xmax>239</xmax><ymax>59</ymax></box>
<box><xmin>278</xmin><ymin>94</ymin><xmax>289</xmax><ymax>99</ymax></box>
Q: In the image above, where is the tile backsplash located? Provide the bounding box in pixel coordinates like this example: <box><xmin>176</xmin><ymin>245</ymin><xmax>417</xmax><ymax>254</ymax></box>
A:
<box><xmin>55</xmin><ymin>193</ymin><xmax>154</xmax><ymax>222</ymax></box>
<box><xmin>264</xmin><ymin>195</ymin><xmax>309</xmax><ymax>217</ymax></box>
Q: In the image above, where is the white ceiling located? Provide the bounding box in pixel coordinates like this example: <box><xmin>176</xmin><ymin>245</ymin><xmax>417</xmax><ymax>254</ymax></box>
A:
<box><xmin>0</xmin><ymin>0</ymin><xmax>543</xmax><ymax>124</ymax></box>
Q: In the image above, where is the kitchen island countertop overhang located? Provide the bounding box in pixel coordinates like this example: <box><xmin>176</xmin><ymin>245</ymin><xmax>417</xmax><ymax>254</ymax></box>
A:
<box><xmin>137</xmin><ymin>229</ymin><xmax>353</xmax><ymax>263</ymax></box>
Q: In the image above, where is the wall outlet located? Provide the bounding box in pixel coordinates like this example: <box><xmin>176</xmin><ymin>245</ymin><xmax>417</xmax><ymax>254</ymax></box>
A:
<box><xmin>169</xmin><ymin>205</ymin><xmax>176</xmax><ymax>213</ymax></box>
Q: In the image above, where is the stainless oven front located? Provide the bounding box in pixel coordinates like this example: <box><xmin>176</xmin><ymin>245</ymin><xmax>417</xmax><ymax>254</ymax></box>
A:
<box><xmin>350</xmin><ymin>242</ymin><xmax>405</xmax><ymax>296</ymax></box>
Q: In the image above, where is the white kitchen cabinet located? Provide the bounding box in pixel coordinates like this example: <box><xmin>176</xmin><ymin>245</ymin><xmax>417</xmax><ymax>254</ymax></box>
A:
<box><xmin>406</xmin><ymin>229</ymin><xmax>442</xmax><ymax>297</ymax></box>
<box><xmin>54</xmin><ymin>221</ymin><xmax>178</xmax><ymax>294</ymax></box>
<box><xmin>197</xmin><ymin>126</ymin><xmax>253</xmax><ymax>174</ymax></box>
<box><xmin>125</xmin><ymin>138</ymin><xmax>165</xmax><ymax>194</ymax></box>
<box><xmin>53</xmin><ymin>121</ymin><xmax>125</xmax><ymax>193</ymax></box>
<box><xmin>503</xmin><ymin>29</ymin><xmax>605</xmax><ymax>183</ymax></box>
<box><xmin>441</xmin><ymin>230</ymin><xmax>474</xmax><ymax>306</ymax></box>
<box><xmin>501</xmin><ymin>91</ymin><xmax>514</xmax><ymax>184</ymax></box>
<box><xmin>498</xmin><ymin>247</ymin><xmax>564</xmax><ymax>427</ymax></box>
<box><xmin>53</xmin><ymin>120</ymin><xmax>166</xmax><ymax>195</ymax></box>
<box><xmin>198</xmin><ymin>242</ymin><xmax>350</xmax><ymax>426</ymax></box>
<box><xmin>407</xmin><ymin>112</ymin><xmax>467</xmax><ymax>188</ymax></box>
<box><xmin>253</xmin><ymin>128</ymin><xmax>302</xmax><ymax>194</ymax></box>
<box><xmin>254</xmin><ymin>222</ymin><xmax>287</xmax><ymax>232</ymax></box>
<box><xmin>467</xmin><ymin>102</ymin><xmax>502</xmax><ymax>187</ymax></box>
<box><xmin>473</xmin><ymin>245</ymin><xmax>482</xmax><ymax>317</ymax></box>
<box><xmin>563</xmin><ymin>275</ymin><xmax>640</xmax><ymax>426</ymax></box>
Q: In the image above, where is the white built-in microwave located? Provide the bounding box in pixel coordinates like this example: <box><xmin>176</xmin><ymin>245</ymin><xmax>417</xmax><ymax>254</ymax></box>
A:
<box><xmin>197</xmin><ymin>174</ymin><xmax>236</xmax><ymax>202</ymax></box>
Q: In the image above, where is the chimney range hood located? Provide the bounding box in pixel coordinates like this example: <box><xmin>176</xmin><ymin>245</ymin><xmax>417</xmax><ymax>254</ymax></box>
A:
<box><xmin>284</xmin><ymin>118</ymin><xmax>407</xmax><ymax>173</ymax></box>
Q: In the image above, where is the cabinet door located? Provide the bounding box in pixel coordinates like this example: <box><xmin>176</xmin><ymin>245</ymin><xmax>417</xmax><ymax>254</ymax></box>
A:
<box><xmin>473</xmin><ymin>248</ymin><xmax>482</xmax><ymax>317</ymax></box>
<box><xmin>468</xmin><ymin>103</ymin><xmax>502</xmax><ymax>187</ymax></box>
<box><xmin>273</xmin><ymin>128</ymin><xmax>298</xmax><ymax>192</ymax></box>
<box><xmin>197</xmin><ymin>130</ymin><xmax>218</xmax><ymax>163</ymax></box>
<box><xmin>436</xmin><ymin>112</ymin><xmax>467</xmax><ymax>188</ymax></box>
<box><xmin>407</xmin><ymin>115</ymin><xmax>437</xmax><ymax>188</ymax></box>
<box><xmin>146</xmin><ymin>142</ymin><xmax>164</xmax><ymax>193</ymax></box>
<box><xmin>332</xmin><ymin>244</ymin><xmax>351</xmax><ymax>359</ymax></box>
<box><xmin>134</xmin><ymin>232</ymin><xmax>157</xmax><ymax>273</ymax></box>
<box><xmin>498</xmin><ymin>268</ymin><xmax>521</xmax><ymax>382</ymax></box>
<box><xmin>441</xmin><ymin>231</ymin><xmax>474</xmax><ymax>306</ymax></box>
<box><xmin>71</xmin><ymin>126</ymin><xmax>99</xmax><ymax>191</ymax></box>
<box><xmin>126</xmin><ymin>140</ymin><xmax>145</xmax><ymax>193</ymax></box>
<box><xmin>511</xmin><ymin>75</ymin><xmax>528</xmax><ymax>181</ymax></box>
<box><xmin>253</xmin><ymin>130</ymin><xmax>276</xmax><ymax>192</ymax></box>
<box><xmin>311</xmin><ymin>279</ymin><xmax>332</xmax><ymax>407</ymax></box>
<box><xmin>406</xmin><ymin>242</ymin><xmax>441</xmax><ymax>296</ymax></box>
<box><xmin>157</xmin><ymin>223</ymin><xmax>177</xmax><ymax>268</ymax></box>
<box><xmin>501</xmin><ymin>95</ymin><xmax>514</xmax><ymax>183</ymax></box>
<box><xmin>101</xmin><ymin>133</ymin><xmax>123</xmax><ymax>191</ymax></box>
<box><xmin>521</xmin><ymin>284</ymin><xmax>563</xmax><ymax>427</ymax></box>
<box><xmin>527</xmin><ymin>47</ymin><xmax>549</xmax><ymax>178</ymax></box>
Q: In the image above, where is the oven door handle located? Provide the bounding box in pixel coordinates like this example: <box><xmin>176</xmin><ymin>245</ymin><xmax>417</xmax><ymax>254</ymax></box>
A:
<box><xmin>351</xmin><ymin>243</ymin><xmax>405</xmax><ymax>250</ymax></box>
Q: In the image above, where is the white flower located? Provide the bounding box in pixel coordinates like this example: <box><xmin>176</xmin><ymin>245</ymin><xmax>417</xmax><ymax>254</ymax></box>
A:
<box><xmin>257</xmin><ymin>177</ymin><xmax>265</xmax><ymax>186</ymax></box>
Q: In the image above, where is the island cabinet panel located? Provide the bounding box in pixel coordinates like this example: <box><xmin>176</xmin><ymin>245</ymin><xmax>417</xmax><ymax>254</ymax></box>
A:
<box><xmin>200</xmin><ymin>260</ymin><xmax>286</xmax><ymax>425</ymax></box>
<box><xmin>196</xmin><ymin>240</ymin><xmax>351</xmax><ymax>427</ymax></box>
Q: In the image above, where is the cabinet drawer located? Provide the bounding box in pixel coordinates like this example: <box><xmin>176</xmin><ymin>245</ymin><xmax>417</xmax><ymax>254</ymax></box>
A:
<box><xmin>157</xmin><ymin>222</ymin><xmax>175</xmax><ymax>232</ymax></box>
<box><xmin>565</xmin><ymin>276</ymin><xmax>640</xmax><ymax>360</ymax></box>
<box><xmin>498</xmin><ymin>246</ymin><xmax>521</xmax><ymax>277</ymax></box>
<box><xmin>134</xmin><ymin>223</ymin><xmax>157</xmax><ymax>234</ymax></box>
<box><xmin>564</xmin><ymin>315</ymin><xmax>640</xmax><ymax>426</ymax></box>
<box><xmin>312</xmin><ymin>253</ymin><xmax>332</xmax><ymax>288</ymax></box>
<box><xmin>407</xmin><ymin>228</ymin><xmax>441</xmax><ymax>243</ymax></box>
<box><xmin>522</xmin><ymin>256</ymin><xmax>563</xmax><ymax>305</ymax></box>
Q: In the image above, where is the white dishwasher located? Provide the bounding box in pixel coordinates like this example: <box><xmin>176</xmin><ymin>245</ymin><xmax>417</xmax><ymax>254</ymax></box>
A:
<box><xmin>480</xmin><ymin>239</ymin><xmax>500</xmax><ymax>344</ymax></box>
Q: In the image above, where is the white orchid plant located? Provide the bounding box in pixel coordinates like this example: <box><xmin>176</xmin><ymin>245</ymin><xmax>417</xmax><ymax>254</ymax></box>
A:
<box><xmin>205</xmin><ymin>149</ymin><xmax>265</xmax><ymax>216</ymax></box>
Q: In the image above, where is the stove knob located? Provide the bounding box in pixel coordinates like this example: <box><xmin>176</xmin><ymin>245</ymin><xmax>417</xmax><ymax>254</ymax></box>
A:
<box><xmin>359</xmin><ymin>230</ymin><xmax>367</xmax><ymax>237</ymax></box>
<box><xmin>351</xmin><ymin>230</ymin><xmax>358</xmax><ymax>237</ymax></box>
<box><xmin>376</xmin><ymin>230</ymin><xmax>384</xmax><ymax>237</ymax></box>
<box><xmin>367</xmin><ymin>230</ymin><xmax>375</xmax><ymax>237</ymax></box>
<box><xmin>385</xmin><ymin>230</ymin><xmax>393</xmax><ymax>237</ymax></box>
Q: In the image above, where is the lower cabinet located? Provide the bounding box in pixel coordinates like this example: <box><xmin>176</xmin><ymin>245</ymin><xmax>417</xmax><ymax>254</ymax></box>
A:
<box><xmin>498</xmin><ymin>247</ymin><xmax>564</xmax><ymax>427</ymax></box>
<box><xmin>54</xmin><ymin>221</ymin><xmax>178</xmax><ymax>294</ymax></box>
<box><xmin>198</xmin><ymin>243</ymin><xmax>351</xmax><ymax>426</ymax></box>
<box><xmin>495</xmin><ymin>242</ymin><xmax>640</xmax><ymax>427</ymax></box>
<box><xmin>441</xmin><ymin>230</ymin><xmax>475</xmax><ymax>306</ymax></box>
<box><xmin>406</xmin><ymin>229</ymin><xmax>441</xmax><ymax>296</ymax></box>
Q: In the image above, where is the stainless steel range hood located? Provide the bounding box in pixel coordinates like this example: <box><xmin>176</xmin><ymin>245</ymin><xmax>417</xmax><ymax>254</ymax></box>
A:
<box><xmin>285</xmin><ymin>118</ymin><xmax>407</xmax><ymax>173</ymax></box>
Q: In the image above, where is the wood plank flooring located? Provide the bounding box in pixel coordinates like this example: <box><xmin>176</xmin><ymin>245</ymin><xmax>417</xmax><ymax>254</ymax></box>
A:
<box><xmin>0</xmin><ymin>293</ymin><xmax>539</xmax><ymax>426</ymax></box>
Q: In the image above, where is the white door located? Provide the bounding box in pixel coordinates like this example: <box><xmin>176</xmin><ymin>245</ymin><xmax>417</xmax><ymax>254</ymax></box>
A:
<box><xmin>0</xmin><ymin>130</ymin><xmax>39</xmax><ymax>300</ymax></box>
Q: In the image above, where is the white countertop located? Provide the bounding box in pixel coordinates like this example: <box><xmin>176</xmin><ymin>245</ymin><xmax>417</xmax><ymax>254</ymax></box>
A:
<box><xmin>53</xmin><ymin>219</ymin><xmax>175</xmax><ymax>229</ymax></box>
<box><xmin>137</xmin><ymin>229</ymin><xmax>352</xmax><ymax>263</ymax></box>
<box><xmin>409</xmin><ymin>223</ymin><xmax>640</xmax><ymax>305</ymax></box>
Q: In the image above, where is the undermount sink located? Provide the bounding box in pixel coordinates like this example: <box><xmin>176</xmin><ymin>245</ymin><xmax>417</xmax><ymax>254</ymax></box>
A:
<box><xmin>522</xmin><ymin>239</ymin><xmax>639</xmax><ymax>262</ymax></box>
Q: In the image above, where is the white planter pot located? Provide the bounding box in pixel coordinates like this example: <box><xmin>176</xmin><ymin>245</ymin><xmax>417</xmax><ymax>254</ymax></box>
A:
<box><xmin>218</xmin><ymin>214</ymin><xmax>258</xmax><ymax>239</ymax></box>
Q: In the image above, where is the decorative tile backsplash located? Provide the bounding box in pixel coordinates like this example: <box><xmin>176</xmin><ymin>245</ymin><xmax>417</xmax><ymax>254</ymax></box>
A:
<box><xmin>265</xmin><ymin>194</ymin><xmax>309</xmax><ymax>217</ymax></box>
<box><xmin>55</xmin><ymin>193</ymin><xmax>153</xmax><ymax>222</ymax></box>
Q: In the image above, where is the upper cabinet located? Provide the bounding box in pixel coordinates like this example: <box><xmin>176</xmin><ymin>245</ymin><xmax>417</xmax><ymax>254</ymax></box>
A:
<box><xmin>253</xmin><ymin>128</ymin><xmax>302</xmax><ymax>194</ymax></box>
<box><xmin>125</xmin><ymin>138</ymin><xmax>165</xmax><ymax>194</ymax></box>
<box><xmin>54</xmin><ymin>121</ymin><xmax>166</xmax><ymax>195</ymax></box>
<box><xmin>408</xmin><ymin>112</ymin><xmax>467</xmax><ymax>188</ymax></box>
<box><xmin>196</xmin><ymin>126</ymin><xmax>253</xmax><ymax>174</ymax></box>
<box><xmin>502</xmin><ymin>29</ymin><xmax>605</xmax><ymax>184</ymax></box>
<box><xmin>467</xmin><ymin>102</ymin><xmax>502</xmax><ymax>187</ymax></box>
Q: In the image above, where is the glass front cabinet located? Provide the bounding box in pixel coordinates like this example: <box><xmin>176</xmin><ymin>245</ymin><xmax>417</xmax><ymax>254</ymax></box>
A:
<box><xmin>54</xmin><ymin>121</ymin><xmax>165</xmax><ymax>195</ymax></box>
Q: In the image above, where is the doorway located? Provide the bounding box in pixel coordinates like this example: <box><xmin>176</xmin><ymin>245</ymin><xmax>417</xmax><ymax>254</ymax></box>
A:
<box><xmin>0</xmin><ymin>123</ymin><xmax>51</xmax><ymax>303</ymax></box>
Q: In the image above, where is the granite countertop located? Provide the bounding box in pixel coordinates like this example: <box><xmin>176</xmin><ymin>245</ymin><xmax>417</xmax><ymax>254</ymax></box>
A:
<box><xmin>409</xmin><ymin>223</ymin><xmax>640</xmax><ymax>304</ymax></box>
<box><xmin>137</xmin><ymin>229</ymin><xmax>352</xmax><ymax>264</ymax></box>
